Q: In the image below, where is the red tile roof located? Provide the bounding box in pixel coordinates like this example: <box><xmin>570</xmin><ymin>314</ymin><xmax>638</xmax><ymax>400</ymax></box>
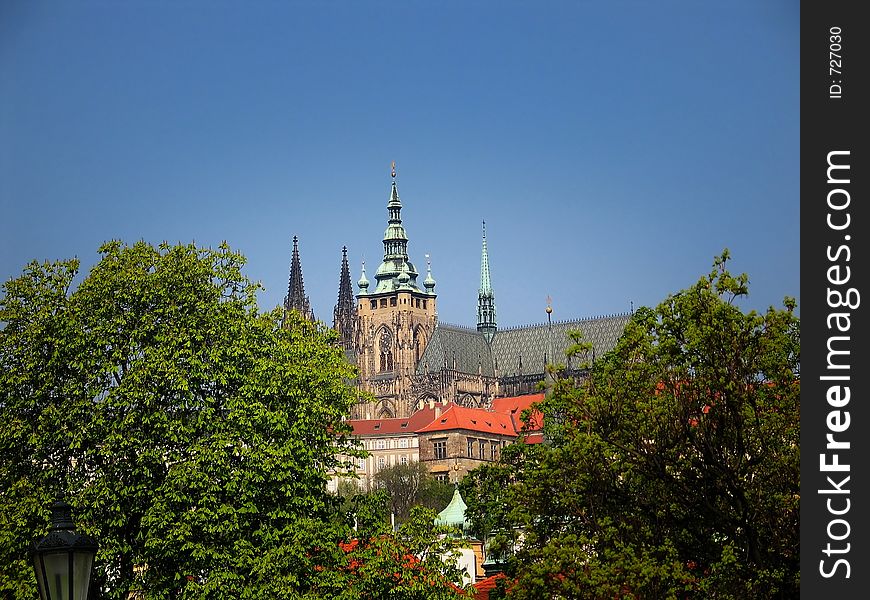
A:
<box><xmin>472</xmin><ymin>573</ymin><xmax>509</xmax><ymax>599</ymax></box>
<box><xmin>415</xmin><ymin>404</ymin><xmax>518</xmax><ymax>437</ymax></box>
<box><xmin>490</xmin><ymin>392</ymin><xmax>544</xmax><ymax>431</ymax></box>
<box><xmin>347</xmin><ymin>406</ymin><xmax>439</xmax><ymax>436</ymax></box>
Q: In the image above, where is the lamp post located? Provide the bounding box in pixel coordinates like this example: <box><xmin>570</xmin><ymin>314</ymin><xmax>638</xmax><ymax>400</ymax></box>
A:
<box><xmin>31</xmin><ymin>501</ymin><xmax>98</xmax><ymax>600</ymax></box>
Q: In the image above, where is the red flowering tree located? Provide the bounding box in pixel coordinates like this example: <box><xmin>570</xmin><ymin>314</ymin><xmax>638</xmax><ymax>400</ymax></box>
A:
<box><xmin>280</xmin><ymin>500</ymin><xmax>470</xmax><ymax>600</ymax></box>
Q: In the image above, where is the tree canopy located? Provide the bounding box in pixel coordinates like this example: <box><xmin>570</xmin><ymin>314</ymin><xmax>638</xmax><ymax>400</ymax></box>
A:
<box><xmin>0</xmin><ymin>241</ymin><xmax>466</xmax><ymax>599</ymax></box>
<box><xmin>371</xmin><ymin>461</ymin><xmax>456</xmax><ymax>525</ymax></box>
<box><xmin>463</xmin><ymin>252</ymin><xmax>800</xmax><ymax>599</ymax></box>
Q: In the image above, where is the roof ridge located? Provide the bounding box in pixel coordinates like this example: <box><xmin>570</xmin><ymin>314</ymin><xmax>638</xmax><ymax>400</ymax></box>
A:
<box><xmin>496</xmin><ymin>311</ymin><xmax>633</xmax><ymax>331</ymax></box>
<box><xmin>435</xmin><ymin>321</ymin><xmax>480</xmax><ymax>332</ymax></box>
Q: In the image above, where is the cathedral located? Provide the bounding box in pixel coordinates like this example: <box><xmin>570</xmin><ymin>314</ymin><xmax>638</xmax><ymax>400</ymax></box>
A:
<box><xmin>284</xmin><ymin>165</ymin><xmax>632</xmax><ymax>420</ymax></box>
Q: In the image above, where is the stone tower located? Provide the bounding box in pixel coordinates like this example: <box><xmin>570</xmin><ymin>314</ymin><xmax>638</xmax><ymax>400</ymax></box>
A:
<box><xmin>333</xmin><ymin>246</ymin><xmax>357</xmax><ymax>353</ymax></box>
<box><xmin>354</xmin><ymin>163</ymin><xmax>437</xmax><ymax>419</ymax></box>
<box><xmin>284</xmin><ymin>235</ymin><xmax>314</xmax><ymax>322</ymax></box>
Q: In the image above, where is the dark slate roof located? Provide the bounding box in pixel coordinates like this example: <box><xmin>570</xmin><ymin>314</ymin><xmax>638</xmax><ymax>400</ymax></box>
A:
<box><xmin>415</xmin><ymin>313</ymin><xmax>632</xmax><ymax>378</ymax></box>
<box><xmin>415</xmin><ymin>323</ymin><xmax>496</xmax><ymax>376</ymax></box>
<box><xmin>491</xmin><ymin>313</ymin><xmax>632</xmax><ymax>377</ymax></box>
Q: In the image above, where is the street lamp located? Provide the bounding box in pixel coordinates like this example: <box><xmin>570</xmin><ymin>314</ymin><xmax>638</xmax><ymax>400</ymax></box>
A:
<box><xmin>31</xmin><ymin>501</ymin><xmax>98</xmax><ymax>600</ymax></box>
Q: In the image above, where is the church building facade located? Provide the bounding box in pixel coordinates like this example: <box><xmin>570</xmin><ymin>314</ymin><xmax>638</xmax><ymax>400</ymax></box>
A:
<box><xmin>284</xmin><ymin>165</ymin><xmax>632</xmax><ymax>420</ymax></box>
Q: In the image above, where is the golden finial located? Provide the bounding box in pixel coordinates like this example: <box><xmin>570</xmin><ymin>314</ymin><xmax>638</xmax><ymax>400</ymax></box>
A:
<box><xmin>546</xmin><ymin>295</ymin><xmax>553</xmax><ymax>315</ymax></box>
<box><xmin>391</xmin><ymin>161</ymin><xmax>396</xmax><ymax>178</ymax></box>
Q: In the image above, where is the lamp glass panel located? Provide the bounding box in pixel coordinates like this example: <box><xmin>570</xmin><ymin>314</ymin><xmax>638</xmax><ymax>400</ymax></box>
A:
<box><xmin>72</xmin><ymin>551</ymin><xmax>94</xmax><ymax>600</ymax></box>
<box><xmin>32</xmin><ymin>554</ymin><xmax>49</xmax><ymax>600</ymax></box>
<box><xmin>43</xmin><ymin>551</ymin><xmax>70</xmax><ymax>600</ymax></box>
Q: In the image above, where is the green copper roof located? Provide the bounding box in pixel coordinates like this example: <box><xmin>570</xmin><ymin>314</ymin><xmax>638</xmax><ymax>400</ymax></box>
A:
<box><xmin>358</xmin><ymin>260</ymin><xmax>369</xmax><ymax>291</ymax></box>
<box><xmin>435</xmin><ymin>487</ymin><xmax>469</xmax><ymax>529</ymax></box>
<box><xmin>479</xmin><ymin>221</ymin><xmax>493</xmax><ymax>296</ymax></box>
<box><xmin>364</xmin><ymin>168</ymin><xmax>434</xmax><ymax>296</ymax></box>
<box><xmin>477</xmin><ymin>221</ymin><xmax>496</xmax><ymax>337</ymax></box>
<box><xmin>423</xmin><ymin>254</ymin><xmax>436</xmax><ymax>292</ymax></box>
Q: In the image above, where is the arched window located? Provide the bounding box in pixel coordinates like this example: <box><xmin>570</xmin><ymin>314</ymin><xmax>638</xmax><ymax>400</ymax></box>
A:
<box><xmin>379</xmin><ymin>328</ymin><xmax>394</xmax><ymax>372</ymax></box>
<box><xmin>413</xmin><ymin>326</ymin><xmax>428</xmax><ymax>365</ymax></box>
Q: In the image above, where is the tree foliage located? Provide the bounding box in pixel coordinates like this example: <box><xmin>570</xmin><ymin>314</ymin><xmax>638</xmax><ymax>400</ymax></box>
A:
<box><xmin>0</xmin><ymin>241</ymin><xmax>464</xmax><ymax>599</ymax></box>
<box><xmin>463</xmin><ymin>252</ymin><xmax>800</xmax><ymax>599</ymax></box>
<box><xmin>372</xmin><ymin>462</ymin><xmax>456</xmax><ymax>524</ymax></box>
<box><xmin>298</xmin><ymin>495</ymin><xmax>469</xmax><ymax>599</ymax></box>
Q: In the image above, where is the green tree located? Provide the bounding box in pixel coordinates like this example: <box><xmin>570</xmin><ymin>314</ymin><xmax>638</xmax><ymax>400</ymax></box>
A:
<box><xmin>0</xmin><ymin>241</ymin><xmax>365</xmax><ymax>599</ymax></box>
<box><xmin>464</xmin><ymin>252</ymin><xmax>800</xmax><ymax>599</ymax></box>
<box><xmin>372</xmin><ymin>462</ymin><xmax>455</xmax><ymax>524</ymax></box>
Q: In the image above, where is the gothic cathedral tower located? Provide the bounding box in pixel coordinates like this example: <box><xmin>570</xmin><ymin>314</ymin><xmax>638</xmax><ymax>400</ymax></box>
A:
<box><xmin>354</xmin><ymin>164</ymin><xmax>437</xmax><ymax>419</ymax></box>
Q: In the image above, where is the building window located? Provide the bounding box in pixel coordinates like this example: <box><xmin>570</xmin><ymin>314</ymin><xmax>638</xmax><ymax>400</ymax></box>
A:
<box><xmin>390</xmin><ymin>296</ymin><xmax>397</xmax><ymax>307</ymax></box>
<box><xmin>467</xmin><ymin>438</ymin><xmax>474</xmax><ymax>457</ymax></box>
<box><xmin>380</xmin><ymin>298</ymin><xmax>387</xmax><ymax>308</ymax></box>
<box><xmin>377</xmin><ymin>456</ymin><xmax>385</xmax><ymax>471</ymax></box>
<box><xmin>479</xmin><ymin>441</ymin><xmax>486</xmax><ymax>459</ymax></box>
<box><xmin>423</xmin><ymin>300</ymin><xmax>428</xmax><ymax>309</ymax></box>
<box><xmin>379</xmin><ymin>329</ymin><xmax>394</xmax><ymax>372</ymax></box>
<box><xmin>399</xmin><ymin>438</ymin><xmax>409</xmax><ymax>449</ymax></box>
<box><xmin>400</xmin><ymin>455</ymin><xmax>408</xmax><ymax>466</ymax></box>
<box><xmin>376</xmin><ymin>439</ymin><xmax>385</xmax><ymax>450</ymax></box>
<box><xmin>435</xmin><ymin>473</ymin><xmax>449</xmax><ymax>483</ymax></box>
<box><xmin>433</xmin><ymin>440</ymin><xmax>447</xmax><ymax>460</ymax></box>
<box><xmin>370</xmin><ymin>300</ymin><xmax>377</xmax><ymax>310</ymax></box>
<box><xmin>491</xmin><ymin>442</ymin><xmax>498</xmax><ymax>461</ymax></box>
<box><xmin>358</xmin><ymin>458</ymin><xmax>366</xmax><ymax>470</ymax></box>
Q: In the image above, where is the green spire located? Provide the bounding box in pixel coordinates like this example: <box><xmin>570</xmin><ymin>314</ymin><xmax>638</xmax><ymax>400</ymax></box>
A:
<box><xmin>477</xmin><ymin>220</ymin><xmax>496</xmax><ymax>338</ymax></box>
<box><xmin>423</xmin><ymin>253</ymin><xmax>436</xmax><ymax>292</ymax></box>
<box><xmin>373</xmin><ymin>164</ymin><xmax>427</xmax><ymax>294</ymax></box>
<box><xmin>358</xmin><ymin>259</ymin><xmax>370</xmax><ymax>293</ymax></box>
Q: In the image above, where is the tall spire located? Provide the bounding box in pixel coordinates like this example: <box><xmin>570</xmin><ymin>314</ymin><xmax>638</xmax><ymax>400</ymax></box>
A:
<box><xmin>284</xmin><ymin>235</ymin><xmax>314</xmax><ymax>322</ymax></box>
<box><xmin>371</xmin><ymin>162</ymin><xmax>428</xmax><ymax>294</ymax></box>
<box><xmin>334</xmin><ymin>246</ymin><xmax>357</xmax><ymax>351</ymax></box>
<box><xmin>477</xmin><ymin>220</ymin><xmax>497</xmax><ymax>339</ymax></box>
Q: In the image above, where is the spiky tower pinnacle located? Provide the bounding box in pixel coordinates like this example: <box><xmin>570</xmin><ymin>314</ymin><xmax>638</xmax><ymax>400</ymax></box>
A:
<box><xmin>477</xmin><ymin>220</ymin><xmax>497</xmax><ymax>340</ymax></box>
<box><xmin>284</xmin><ymin>235</ymin><xmax>314</xmax><ymax>322</ymax></box>
<box><xmin>333</xmin><ymin>245</ymin><xmax>357</xmax><ymax>352</ymax></box>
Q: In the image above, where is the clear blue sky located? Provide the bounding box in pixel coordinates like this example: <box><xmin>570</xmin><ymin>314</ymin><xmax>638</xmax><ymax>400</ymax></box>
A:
<box><xmin>1</xmin><ymin>0</ymin><xmax>799</xmax><ymax>328</ymax></box>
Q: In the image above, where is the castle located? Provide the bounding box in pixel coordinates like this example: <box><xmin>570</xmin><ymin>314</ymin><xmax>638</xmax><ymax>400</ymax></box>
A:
<box><xmin>284</xmin><ymin>165</ymin><xmax>631</xmax><ymax>419</ymax></box>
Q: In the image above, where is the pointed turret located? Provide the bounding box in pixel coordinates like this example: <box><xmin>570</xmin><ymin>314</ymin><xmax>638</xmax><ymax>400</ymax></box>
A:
<box><xmin>477</xmin><ymin>221</ymin><xmax>497</xmax><ymax>339</ymax></box>
<box><xmin>423</xmin><ymin>253</ymin><xmax>436</xmax><ymax>293</ymax></box>
<box><xmin>369</xmin><ymin>163</ymin><xmax>428</xmax><ymax>295</ymax></box>
<box><xmin>358</xmin><ymin>259</ymin><xmax>370</xmax><ymax>293</ymax></box>
<box><xmin>334</xmin><ymin>246</ymin><xmax>357</xmax><ymax>351</ymax></box>
<box><xmin>284</xmin><ymin>236</ymin><xmax>314</xmax><ymax>322</ymax></box>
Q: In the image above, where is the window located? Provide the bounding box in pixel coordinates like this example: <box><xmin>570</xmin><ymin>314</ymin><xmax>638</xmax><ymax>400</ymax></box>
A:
<box><xmin>435</xmin><ymin>473</ymin><xmax>449</xmax><ymax>483</ymax></box>
<box><xmin>380</xmin><ymin>298</ymin><xmax>387</xmax><ymax>308</ymax></box>
<box><xmin>467</xmin><ymin>438</ymin><xmax>474</xmax><ymax>457</ymax></box>
<box><xmin>423</xmin><ymin>300</ymin><xmax>428</xmax><ymax>309</ymax></box>
<box><xmin>490</xmin><ymin>442</ymin><xmax>499</xmax><ymax>461</ymax></box>
<box><xmin>400</xmin><ymin>455</ymin><xmax>408</xmax><ymax>466</ymax></box>
<box><xmin>358</xmin><ymin>458</ymin><xmax>366</xmax><ymax>470</ymax></box>
<box><xmin>479</xmin><ymin>441</ymin><xmax>486</xmax><ymax>459</ymax></box>
<box><xmin>415</xmin><ymin>298</ymin><xmax>421</xmax><ymax>308</ymax></box>
<box><xmin>399</xmin><ymin>438</ymin><xmax>409</xmax><ymax>449</ymax></box>
<box><xmin>370</xmin><ymin>300</ymin><xmax>377</xmax><ymax>310</ymax></box>
<box><xmin>379</xmin><ymin>329</ymin><xmax>394</xmax><ymax>372</ymax></box>
<box><xmin>376</xmin><ymin>439</ymin><xmax>385</xmax><ymax>450</ymax></box>
<box><xmin>433</xmin><ymin>440</ymin><xmax>447</xmax><ymax>460</ymax></box>
<box><xmin>390</xmin><ymin>296</ymin><xmax>397</xmax><ymax>307</ymax></box>
<box><xmin>377</xmin><ymin>456</ymin><xmax>385</xmax><ymax>471</ymax></box>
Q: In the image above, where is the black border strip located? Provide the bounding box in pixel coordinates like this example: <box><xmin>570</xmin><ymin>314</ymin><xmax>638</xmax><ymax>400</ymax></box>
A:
<box><xmin>801</xmin><ymin>0</ymin><xmax>868</xmax><ymax>594</ymax></box>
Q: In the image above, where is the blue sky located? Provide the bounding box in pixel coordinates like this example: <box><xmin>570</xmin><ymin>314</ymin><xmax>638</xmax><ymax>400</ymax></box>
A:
<box><xmin>1</xmin><ymin>0</ymin><xmax>799</xmax><ymax>328</ymax></box>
